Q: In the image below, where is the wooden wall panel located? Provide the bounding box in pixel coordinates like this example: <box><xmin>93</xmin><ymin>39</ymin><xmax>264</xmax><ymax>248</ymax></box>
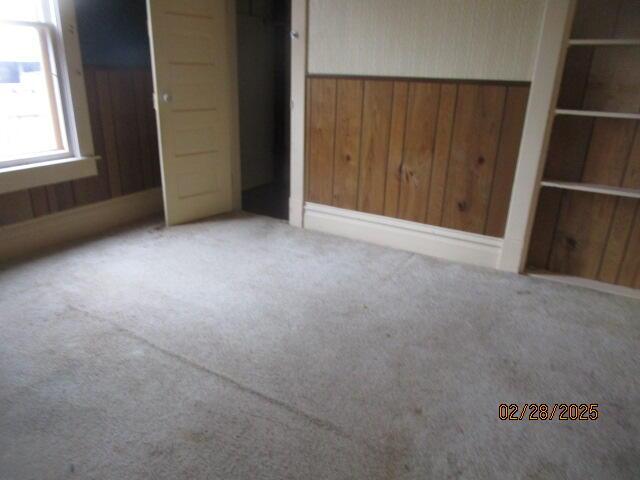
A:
<box><xmin>305</xmin><ymin>75</ymin><xmax>530</xmax><ymax>237</ymax></box>
<box><xmin>307</xmin><ymin>78</ymin><xmax>337</xmax><ymax>205</ymax></box>
<box><xmin>383</xmin><ymin>82</ymin><xmax>409</xmax><ymax>217</ymax></box>
<box><xmin>0</xmin><ymin>67</ymin><xmax>160</xmax><ymax>227</ymax></box>
<box><xmin>441</xmin><ymin>85</ymin><xmax>506</xmax><ymax>234</ymax></box>
<box><xmin>397</xmin><ymin>82</ymin><xmax>439</xmax><ymax>222</ymax></box>
<box><xmin>426</xmin><ymin>84</ymin><xmax>457</xmax><ymax>225</ymax></box>
<box><xmin>358</xmin><ymin>81</ymin><xmax>394</xmax><ymax>215</ymax></box>
<box><xmin>332</xmin><ymin>79</ymin><xmax>363</xmax><ymax>210</ymax></box>
<box><xmin>485</xmin><ymin>86</ymin><xmax>529</xmax><ymax>237</ymax></box>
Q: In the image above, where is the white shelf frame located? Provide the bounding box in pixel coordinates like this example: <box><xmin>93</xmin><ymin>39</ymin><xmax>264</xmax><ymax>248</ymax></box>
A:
<box><xmin>540</xmin><ymin>180</ymin><xmax>640</xmax><ymax>199</ymax></box>
<box><xmin>555</xmin><ymin>109</ymin><xmax>640</xmax><ymax>120</ymax></box>
<box><xmin>568</xmin><ymin>38</ymin><xmax>640</xmax><ymax>46</ymax></box>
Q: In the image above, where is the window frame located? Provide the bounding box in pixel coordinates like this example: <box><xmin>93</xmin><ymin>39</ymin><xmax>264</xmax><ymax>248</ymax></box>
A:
<box><xmin>0</xmin><ymin>0</ymin><xmax>97</xmax><ymax>193</ymax></box>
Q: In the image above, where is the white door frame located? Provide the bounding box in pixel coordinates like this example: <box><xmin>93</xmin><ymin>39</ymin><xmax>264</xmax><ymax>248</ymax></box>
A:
<box><xmin>288</xmin><ymin>0</ymin><xmax>576</xmax><ymax>274</ymax></box>
<box><xmin>289</xmin><ymin>0</ymin><xmax>307</xmax><ymax>227</ymax></box>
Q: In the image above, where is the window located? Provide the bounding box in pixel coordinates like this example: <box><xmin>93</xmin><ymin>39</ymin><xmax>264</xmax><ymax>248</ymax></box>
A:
<box><xmin>0</xmin><ymin>0</ymin><xmax>97</xmax><ymax>192</ymax></box>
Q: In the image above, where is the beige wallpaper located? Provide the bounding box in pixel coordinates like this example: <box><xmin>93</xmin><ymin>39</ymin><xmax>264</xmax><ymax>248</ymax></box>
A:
<box><xmin>308</xmin><ymin>0</ymin><xmax>545</xmax><ymax>81</ymax></box>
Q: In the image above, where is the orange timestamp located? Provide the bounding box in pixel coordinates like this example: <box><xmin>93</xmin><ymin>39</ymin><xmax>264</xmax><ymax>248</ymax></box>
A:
<box><xmin>498</xmin><ymin>403</ymin><xmax>599</xmax><ymax>421</ymax></box>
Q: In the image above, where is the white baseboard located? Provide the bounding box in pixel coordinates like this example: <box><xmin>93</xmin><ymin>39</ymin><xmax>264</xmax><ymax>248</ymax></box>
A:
<box><xmin>303</xmin><ymin>202</ymin><xmax>503</xmax><ymax>269</ymax></box>
<box><xmin>528</xmin><ymin>271</ymin><xmax>640</xmax><ymax>300</ymax></box>
<box><xmin>0</xmin><ymin>188</ymin><xmax>163</xmax><ymax>262</ymax></box>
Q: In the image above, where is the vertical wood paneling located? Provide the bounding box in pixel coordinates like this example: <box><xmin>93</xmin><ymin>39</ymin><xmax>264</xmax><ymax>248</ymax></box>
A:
<box><xmin>332</xmin><ymin>79</ymin><xmax>363</xmax><ymax>209</ymax></box>
<box><xmin>548</xmin><ymin>191</ymin><xmax>618</xmax><ymax>279</ymax></box>
<box><xmin>109</xmin><ymin>71</ymin><xmax>144</xmax><ymax>194</ymax></box>
<box><xmin>0</xmin><ymin>191</ymin><xmax>33</xmax><ymax>225</ymax></box>
<box><xmin>95</xmin><ymin>70</ymin><xmax>122</xmax><ymax>198</ymax></box>
<box><xmin>29</xmin><ymin>188</ymin><xmax>50</xmax><ymax>217</ymax></box>
<box><xmin>357</xmin><ymin>80</ymin><xmax>394</xmax><ymax>215</ymax></box>
<box><xmin>305</xmin><ymin>75</ymin><xmax>529</xmax><ymax>239</ymax></box>
<box><xmin>485</xmin><ymin>86</ymin><xmax>529</xmax><ymax>237</ymax></box>
<box><xmin>581</xmin><ymin>119</ymin><xmax>637</xmax><ymax>185</ymax></box>
<box><xmin>72</xmin><ymin>68</ymin><xmax>111</xmax><ymax>206</ymax></box>
<box><xmin>307</xmin><ymin>78</ymin><xmax>337</xmax><ymax>205</ymax></box>
<box><xmin>442</xmin><ymin>85</ymin><xmax>506</xmax><ymax>234</ymax></box>
<box><xmin>426</xmin><ymin>84</ymin><xmax>457</xmax><ymax>226</ymax></box>
<box><xmin>597</xmin><ymin>198</ymin><xmax>637</xmax><ymax>283</ymax></box>
<box><xmin>0</xmin><ymin>67</ymin><xmax>160</xmax><ymax>228</ymax></box>
<box><xmin>617</xmin><ymin>205</ymin><xmax>640</xmax><ymax>288</ymax></box>
<box><xmin>383</xmin><ymin>82</ymin><xmax>409</xmax><ymax>217</ymax></box>
<box><xmin>397</xmin><ymin>82</ymin><xmax>440</xmax><ymax>222</ymax></box>
<box><xmin>527</xmin><ymin>188</ymin><xmax>564</xmax><ymax>270</ymax></box>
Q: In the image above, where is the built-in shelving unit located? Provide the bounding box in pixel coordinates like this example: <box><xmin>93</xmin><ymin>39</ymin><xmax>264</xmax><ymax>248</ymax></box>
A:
<box><xmin>526</xmin><ymin>0</ymin><xmax>640</xmax><ymax>295</ymax></box>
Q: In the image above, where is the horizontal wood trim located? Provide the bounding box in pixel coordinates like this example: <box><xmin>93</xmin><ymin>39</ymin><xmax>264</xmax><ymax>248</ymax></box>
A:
<box><xmin>307</xmin><ymin>73</ymin><xmax>530</xmax><ymax>87</ymax></box>
<box><xmin>304</xmin><ymin>202</ymin><xmax>502</xmax><ymax>269</ymax></box>
<box><xmin>0</xmin><ymin>188</ymin><xmax>163</xmax><ymax>262</ymax></box>
<box><xmin>305</xmin><ymin>76</ymin><xmax>530</xmax><ymax>237</ymax></box>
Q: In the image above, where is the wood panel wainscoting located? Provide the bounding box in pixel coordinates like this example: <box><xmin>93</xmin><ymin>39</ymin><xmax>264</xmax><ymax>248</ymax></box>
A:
<box><xmin>0</xmin><ymin>67</ymin><xmax>161</xmax><ymax>227</ymax></box>
<box><xmin>304</xmin><ymin>76</ymin><xmax>530</xmax><ymax>238</ymax></box>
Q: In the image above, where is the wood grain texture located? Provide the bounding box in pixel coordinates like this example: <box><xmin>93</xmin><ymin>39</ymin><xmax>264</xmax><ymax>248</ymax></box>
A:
<box><xmin>72</xmin><ymin>67</ymin><xmax>111</xmax><ymax>206</ymax></box>
<box><xmin>383</xmin><ymin>82</ymin><xmax>409</xmax><ymax>218</ymax></box>
<box><xmin>0</xmin><ymin>67</ymin><xmax>160</xmax><ymax>228</ymax></box>
<box><xmin>357</xmin><ymin>81</ymin><xmax>393</xmax><ymax>215</ymax></box>
<box><xmin>305</xmin><ymin>76</ymin><xmax>530</xmax><ymax>237</ymax></box>
<box><xmin>307</xmin><ymin>78</ymin><xmax>337</xmax><ymax>205</ymax></box>
<box><xmin>332</xmin><ymin>79</ymin><xmax>363</xmax><ymax>210</ymax></box>
<box><xmin>397</xmin><ymin>82</ymin><xmax>440</xmax><ymax>222</ymax></box>
<box><xmin>526</xmin><ymin>2</ymin><xmax>640</xmax><ymax>290</ymax></box>
<box><xmin>485</xmin><ymin>86</ymin><xmax>529</xmax><ymax>237</ymax></box>
<box><xmin>441</xmin><ymin>85</ymin><xmax>506</xmax><ymax>234</ymax></box>
<box><xmin>548</xmin><ymin>191</ymin><xmax>618</xmax><ymax>279</ymax></box>
<box><xmin>527</xmin><ymin>188</ymin><xmax>564</xmax><ymax>270</ymax></box>
<box><xmin>617</xmin><ymin>204</ymin><xmax>640</xmax><ymax>288</ymax></box>
<box><xmin>426</xmin><ymin>84</ymin><xmax>457</xmax><ymax>225</ymax></box>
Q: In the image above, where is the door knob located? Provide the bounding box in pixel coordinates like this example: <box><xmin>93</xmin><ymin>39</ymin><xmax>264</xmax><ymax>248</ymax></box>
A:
<box><xmin>162</xmin><ymin>93</ymin><xmax>172</xmax><ymax>103</ymax></box>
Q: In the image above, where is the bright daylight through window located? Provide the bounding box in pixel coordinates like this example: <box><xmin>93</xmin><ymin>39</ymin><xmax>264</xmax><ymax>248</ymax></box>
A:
<box><xmin>0</xmin><ymin>0</ymin><xmax>69</xmax><ymax>167</ymax></box>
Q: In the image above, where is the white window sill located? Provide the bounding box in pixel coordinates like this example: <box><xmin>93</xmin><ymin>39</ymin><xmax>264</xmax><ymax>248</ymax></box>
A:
<box><xmin>0</xmin><ymin>156</ymin><xmax>99</xmax><ymax>194</ymax></box>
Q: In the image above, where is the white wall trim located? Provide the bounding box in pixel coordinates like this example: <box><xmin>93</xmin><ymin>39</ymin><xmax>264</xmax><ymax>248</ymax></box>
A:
<box><xmin>499</xmin><ymin>0</ymin><xmax>576</xmax><ymax>272</ymax></box>
<box><xmin>528</xmin><ymin>271</ymin><xmax>640</xmax><ymax>301</ymax></box>
<box><xmin>0</xmin><ymin>156</ymin><xmax>98</xmax><ymax>194</ymax></box>
<box><xmin>289</xmin><ymin>0</ymin><xmax>307</xmax><ymax>227</ymax></box>
<box><xmin>304</xmin><ymin>202</ymin><xmax>503</xmax><ymax>269</ymax></box>
<box><xmin>0</xmin><ymin>188</ymin><xmax>163</xmax><ymax>262</ymax></box>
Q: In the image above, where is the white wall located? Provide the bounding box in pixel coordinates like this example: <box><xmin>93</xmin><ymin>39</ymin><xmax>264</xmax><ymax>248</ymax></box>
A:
<box><xmin>308</xmin><ymin>0</ymin><xmax>545</xmax><ymax>81</ymax></box>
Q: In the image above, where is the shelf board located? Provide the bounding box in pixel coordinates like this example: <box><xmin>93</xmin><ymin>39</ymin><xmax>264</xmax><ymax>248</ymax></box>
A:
<box><xmin>540</xmin><ymin>181</ymin><xmax>640</xmax><ymax>199</ymax></box>
<box><xmin>568</xmin><ymin>38</ymin><xmax>640</xmax><ymax>46</ymax></box>
<box><xmin>528</xmin><ymin>270</ymin><xmax>640</xmax><ymax>300</ymax></box>
<box><xmin>555</xmin><ymin>109</ymin><xmax>640</xmax><ymax>120</ymax></box>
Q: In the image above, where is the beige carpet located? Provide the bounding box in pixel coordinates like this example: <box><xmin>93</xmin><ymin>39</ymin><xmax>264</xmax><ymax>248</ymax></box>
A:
<box><xmin>1</xmin><ymin>212</ymin><xmax>639</xmax><ymax>479</ymax></box>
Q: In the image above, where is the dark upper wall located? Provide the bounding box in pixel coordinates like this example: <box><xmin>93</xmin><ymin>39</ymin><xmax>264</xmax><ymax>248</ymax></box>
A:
<box><xmin>75</xmin><ymin>0</ymin><xmax>150</xmax><ymax>68</ymax></box>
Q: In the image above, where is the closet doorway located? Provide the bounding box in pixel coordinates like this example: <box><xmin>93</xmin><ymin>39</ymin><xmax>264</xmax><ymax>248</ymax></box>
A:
<box><xmin>237</xmin><ymin>0</ymin><xmax>291</xmax><ymax>220</ymax></box>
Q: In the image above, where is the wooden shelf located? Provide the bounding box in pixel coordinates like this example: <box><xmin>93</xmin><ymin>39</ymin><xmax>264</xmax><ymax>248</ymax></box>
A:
<box><xmin>540</xmin><ymin>180</ymin><xmax>640</xmax><ymax>199</ymax></box>
<box><xmin>568</xmin><ymin>38</ymin><xmax>640</xmax><ymax>46</ymax></box>
<box><xmin>528</xmin><ymin>270</ymin><xmax>640</xmax><ymax>300</ymax></box>
<box><xmin>555</xmin><ymin>109</ymin><xmax>640</xmax><ymax>120</ymax></box>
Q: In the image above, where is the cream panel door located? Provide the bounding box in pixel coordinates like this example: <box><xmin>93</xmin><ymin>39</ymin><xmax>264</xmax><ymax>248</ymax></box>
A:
<box><xmin>148</xmin><ymin>0</ymin><xmax>237</xmax><ymax>225</ymax></box>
